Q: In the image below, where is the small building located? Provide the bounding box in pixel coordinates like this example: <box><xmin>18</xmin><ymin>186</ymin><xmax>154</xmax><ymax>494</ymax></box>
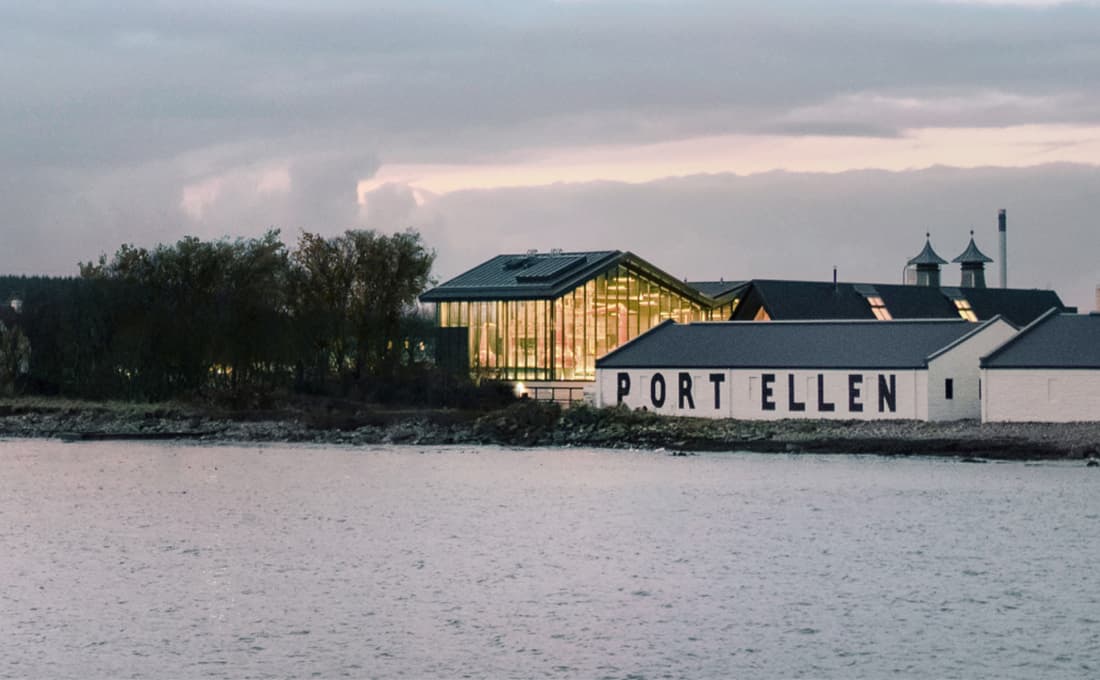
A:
<box><xmin>981</xmin><ymin>310</ymin><xmax>1100</xmax><ymax>423</ymax></box>
<box><xmin>596</xmin><ymin>317</ymin><xmax>1017</xmax><ymax>421</ymax></box>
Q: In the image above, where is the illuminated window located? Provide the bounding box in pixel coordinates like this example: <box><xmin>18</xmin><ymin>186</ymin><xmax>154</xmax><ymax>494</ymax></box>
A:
<box><xmin>753</xmin><ymin>306</ymin><xmax>771</xmax><ymax>321</ymax></box>
<box><xmin>953</xmin><ymin>298</ymin><xmax>978</xmax><ymax>322</ymax></box>
<box><xmin>854</xmin><ymin>285</ymin><xmax>891</xmax><ymax>321</ymax></box>
<box><xmin>866</xmin><ymin>296</ymin><xmax>893</xmax><ymax>321</ymax></box>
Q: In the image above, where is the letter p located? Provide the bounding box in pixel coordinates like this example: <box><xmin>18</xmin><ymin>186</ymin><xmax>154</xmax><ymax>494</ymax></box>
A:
<box><xmin>616</xmin><ymin>372</ymin><xmax>631</xmax><ymax>404</ymax></box>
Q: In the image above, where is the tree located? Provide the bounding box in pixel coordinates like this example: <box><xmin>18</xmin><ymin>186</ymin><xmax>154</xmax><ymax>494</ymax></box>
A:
<box><xmin>290</xmin><ymin>228</ymin><xmax>435</xmax><ymax>392</ymax></box>
<box><xmin>0</xmin><ymin>321</ymin><xmax>30</xmax><ymax>396</ymax></box>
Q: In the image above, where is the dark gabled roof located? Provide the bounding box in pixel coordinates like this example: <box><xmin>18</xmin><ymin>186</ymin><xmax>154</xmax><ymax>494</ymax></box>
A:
<box><xmin>421</xmin><ymin>250</ymin><xmax>618</xmax><ymax>302</ymax></box>
<box><xmin>420</xmin><ymin>250</ymin><xmax>715</xmax><ymax>304</ymax></box>
<box><xmin>952</xmin><ymin>234</ymin><xmax>994</xmax><ymax>264</ymax></box>
<box><xmin>596</xmin><ymin>319</ymin><xmax>976</xmax><ymax>370</ymax></box>
<box><xmin>907</xmin><ymin>237</ymin><xmax>948</xmax><ymax>266</ymax></box>
<box><xmin>982</xmin><ymin>311</ymin><xmax>1100</xmax><ymax>369</ymax></box>
<box><xmin>730</xmin><ymin>279</ymin><xmax>1067</xmax><ymax>327</ymax></box>
<box><xmin>687</xmin><ymin>280</ymin><xmax>749</xmax><ymax>302</ymax></box>
<box><xmin>948</xmin><ymin>287</ymin><xmax>1065</xmax><ymax>327</ymax></box>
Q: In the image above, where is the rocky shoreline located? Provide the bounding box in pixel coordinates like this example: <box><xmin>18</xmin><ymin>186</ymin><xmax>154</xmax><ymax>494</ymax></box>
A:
<box><xmin>1</xmin><ymin>398</ymin><xmax>1099</xmax><ymax>461</ymax></box>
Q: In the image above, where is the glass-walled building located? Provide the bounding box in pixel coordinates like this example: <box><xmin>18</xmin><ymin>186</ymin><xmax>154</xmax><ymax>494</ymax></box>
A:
<box><xmin>422</xmin><ymin>251</ymin><xmax>743</xmax><ymax>382</ymax></box>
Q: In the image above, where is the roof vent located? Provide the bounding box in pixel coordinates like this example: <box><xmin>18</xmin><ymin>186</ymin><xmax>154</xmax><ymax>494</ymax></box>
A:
<box><xmin>952</xmin><ymin>230</ymin><xmax>993</xmax><ymax>288</ymax></box>
<box><xmin>907</xmin><ymin>233</ymin><xmax>947</xmax><ymax>287</ymax></box>
<box><xmin>515</xmin><ymin>255</ymin><xmax>587</xmax><ymax>282</ymax></box>
<box><xmin>503</xmin><ymin>255</ymin><xmax>538</xmax><ymax>271</ymax></box>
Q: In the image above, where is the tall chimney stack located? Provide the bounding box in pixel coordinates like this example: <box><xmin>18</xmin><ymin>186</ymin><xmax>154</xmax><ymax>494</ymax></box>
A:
<box><xmin>998</xmin><ymin>209</ymin><xmax>1007</xmax><ymax>288</ymax></box>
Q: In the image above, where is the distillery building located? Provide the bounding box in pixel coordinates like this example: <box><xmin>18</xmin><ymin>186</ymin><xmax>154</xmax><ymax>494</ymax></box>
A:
<box><xmin>419</xmin><ymin>251</ymin><xmax>740</xmax><ymax>389</ymax></box>
<box><xmin>420</xmin><ymin>225</ymin><xmax>1068</xmax><ymax>399</ymax></box>
<box><xmin>981</xmin><ymin>310</ymin><xmax>1100</xmax><ymax>423</ymax></box>
<box><xmin>729</xmin><ymin>235</ymin><xmax>1064</xmax><ymax>326</ymax></box>
<box><xmin>595</xmin><ymin>317</ymin><xmax>1018</xmax><ymax>421</ymax></box>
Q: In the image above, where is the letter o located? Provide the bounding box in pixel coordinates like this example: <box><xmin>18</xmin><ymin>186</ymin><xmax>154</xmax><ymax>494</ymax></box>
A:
<box><xmin>650</xmin><ymin>373</ymin><xmax>666</xmax><ymax>408</ymax></box>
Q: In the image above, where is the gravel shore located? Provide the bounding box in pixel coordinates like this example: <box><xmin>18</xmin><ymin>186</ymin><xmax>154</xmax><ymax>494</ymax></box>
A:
<box><xmin>1</xmin><ymin>399</ymin><xmax>1098</xmax><ymax>460</ymax></box>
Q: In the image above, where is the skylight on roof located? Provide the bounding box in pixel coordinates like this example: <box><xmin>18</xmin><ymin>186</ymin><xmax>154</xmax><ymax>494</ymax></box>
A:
<box><xmin>855</xmin><ymin>285</ymin><xmax>892</xmax><ymax>320</ymax></box>
<box><xmin>514</xmin><ymin>255</ymin><xmax>587</xmax><ymax>282</ymax></box>
<box><xmin>953</xmin><ymin>298</ymin><xmax>978</xmax><ymax>322</ymax></box>
<box><xmin>867</xmin><ymin>296</ymin><xmax>893</xmax><ymax>321</ymax></box>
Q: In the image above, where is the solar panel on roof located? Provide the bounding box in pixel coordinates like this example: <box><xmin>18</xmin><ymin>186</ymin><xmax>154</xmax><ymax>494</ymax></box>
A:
<box><xmin>515</xmin><ymin>256</ymin><xmax>587</xmax><ymax>282</ymax></box>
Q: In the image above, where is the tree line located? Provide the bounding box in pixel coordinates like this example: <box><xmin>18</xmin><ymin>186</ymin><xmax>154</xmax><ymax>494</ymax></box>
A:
<box><xmin>0</xmin><ymin>228</ymin><xmax>465</xmax><ymax>404</ymax></box>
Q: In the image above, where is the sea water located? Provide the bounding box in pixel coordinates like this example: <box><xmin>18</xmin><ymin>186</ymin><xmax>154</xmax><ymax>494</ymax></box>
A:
<box><xmin>1</xmin><ymin>441</ymin><xmax>1097</xmax><ymax>679</ymax></box>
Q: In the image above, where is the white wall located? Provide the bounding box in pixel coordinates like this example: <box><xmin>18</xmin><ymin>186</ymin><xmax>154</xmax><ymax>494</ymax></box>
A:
<box><xmin>598</xmin><ymin>368</ymin><xmax>926</xmax><ymax>420</ymax></box>
<box><xmin>982</xmin><ymin>368</ymin><xmax>1100</xmax><ymax>422</ymax></box>
<box><xmin>926</xmin><ymin>318</ymin><xmax>1017</xmax><ymax>421</ymax></box>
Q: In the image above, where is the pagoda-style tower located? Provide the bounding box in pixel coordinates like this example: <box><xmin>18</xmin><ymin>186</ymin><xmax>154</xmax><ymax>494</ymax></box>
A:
<box><xmin>952</xmin><ymin>230</ymin><xmax>994</xmax><ymax>288</ymax></box>
<box><xmin>907</xmin><ymin>233</ymin><xmax>947</xmax><ymax>287</ymax></box>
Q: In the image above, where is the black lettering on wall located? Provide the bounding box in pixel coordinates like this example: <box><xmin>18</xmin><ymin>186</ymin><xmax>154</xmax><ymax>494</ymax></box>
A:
<box><xmin>848</xmin><ymin>374</ymin><xmax>864</xmax><ymax>412</ymax></box>
<box><xmin>788</xmin><ymin>374</ymin><xmax>806</xmax><ymax>412</ymax></box>
<box><xmin>709</xmin><ymin>373</ymin><xmax>725</xmax><ymax>409</ymax></box>
<box><xmin>678</xmin><ymin>373</ymin><xmax>695</xmax><ymax>409</ymax></box>
<box><xmin>616</xmin><ymin>373</ymin><xmax>631</xmax><ymax>404</ymax></box>
<box><xmin>817</xmin><ymin>374</ymin><xmax>836</xmax><ymax>412</ymax></box>
<box><xmin>761</xmin><ymin>373</ymin><xmax>776</xmax><ymax>411</ymax></box>
<box><xmin>651</xmin><ymin>373</ymin><xmax>666</xmax><ymax>408</ymax></box>
<box><xmin>878</xmin><ymin>374</ymin><xmax>896</xmax><ymax>413</ymax></box>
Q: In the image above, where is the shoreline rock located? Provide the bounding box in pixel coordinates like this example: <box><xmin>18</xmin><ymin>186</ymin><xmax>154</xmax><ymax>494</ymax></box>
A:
<box><xmin>0</xmin><ymin>399</ymin><xmax>1098</xmax><ymax>461</ymax></box>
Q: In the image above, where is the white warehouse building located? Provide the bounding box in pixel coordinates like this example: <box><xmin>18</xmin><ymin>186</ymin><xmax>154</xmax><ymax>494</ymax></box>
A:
<box><xmin>596</xmin><ymin>318</ymin><xmax>1017</xmax><ymax>421</ymax></box>
<box><xmin>982</xmin><ymin>310</ymin><xmax>1100</xmax><ymax>423</ymax></box>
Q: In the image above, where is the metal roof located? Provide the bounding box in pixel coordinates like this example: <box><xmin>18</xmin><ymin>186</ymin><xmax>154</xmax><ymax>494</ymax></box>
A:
<box><xmin>731</xmin><ymin>279</ymin><xmax>1066</xmax><ymax>327</ymax></box>
<box><xmin>596</xmin><ymin>319</ymin><xmax>977</xmax><ymax>370</ymax></box>
<box><xmin>952</xmin><ymin>234</ymin><xmax>994</xmax><ymax>264</ymax></box>
<box><xmin>686</xmin><ymin>280</ymin><xmax>749</xmax><ymax>301</ymax></box>
<box><xmin>982</xmin><ymin>311</ymin><xmax>1100</xmax><ymax>369</ymax></box>
<box><xmin>907</xmin><ymin>237</ymin><xmax>948</xmax><ymax>266</ymax></box>
<box><xmin>420</xmin><ymin>250</ymin><xmax>717</xmax><ymax>304</ymax></box>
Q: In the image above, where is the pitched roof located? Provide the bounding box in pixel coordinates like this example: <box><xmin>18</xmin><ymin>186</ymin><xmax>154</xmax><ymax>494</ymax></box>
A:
<box><xmin>982</xmin><ymin>311</ymin><xmax>1100</xmax><ymax>369</ymax></box>
<box><xmin>686</xmin><ymin>280</ymin><xmax>749</xmax><ymax>302</ymax></box>
<box><xmin>952</xmin><ymin>234</ymin><xmax>994</xmax><ymax>264</ymax></box>
<box><xmin>596</xmin><ymin>319</ymin><xmax>977</xmax><ymax>370</ymax></box>
<box><xmin>907</xmin><ymin>237</ymin><xmax>948</xmax><ymax>266</ymax></box>
<box><xmin>731</xmin><ymin>279</ymin><xmax>1066</xmax><ymax>327</ymax></box>
<box><xmin>421</xmin><ymin>251</ymin><xmax>620</xmax><ymax>302</ymax></box>
<box><xmin>420</xmin><ymin>250</ymin><xmax>715</xmax><ymax>304</ymax></box>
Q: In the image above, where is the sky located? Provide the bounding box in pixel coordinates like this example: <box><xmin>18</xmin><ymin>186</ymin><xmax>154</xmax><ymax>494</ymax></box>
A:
<box><xmin>2</xmin><ymin>0</ymin><xmax>1099</xmax><ymax>310</ymax></box>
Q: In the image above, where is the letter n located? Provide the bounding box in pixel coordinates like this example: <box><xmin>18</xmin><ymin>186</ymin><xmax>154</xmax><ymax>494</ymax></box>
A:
<box><xmin>878</xmin><ymin>374</ymin><xmax>896</xmax><ymax>413</ymax></box>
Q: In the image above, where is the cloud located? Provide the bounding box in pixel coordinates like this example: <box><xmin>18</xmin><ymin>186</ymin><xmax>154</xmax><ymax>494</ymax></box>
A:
<box><xmin>414</xmin><ymin>164</ymin><xmax>1100</xmax><ymax>313</ymax></box>
<box><xmin>1</xmin><ymin>0</ymin><xmax>1099</xmax><ymax>295</ymax></box>
<box><xmin>3</xmin><ymin>0</ymin><xmax>1100</xmax><ymax>174</ymax></box>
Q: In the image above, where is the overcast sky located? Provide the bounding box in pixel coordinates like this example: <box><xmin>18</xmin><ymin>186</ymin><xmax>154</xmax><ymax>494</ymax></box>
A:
<box><xmin>2</xmin><ymin>0</ymin><xmax>1098</xmax><ymax>309</ymax></box>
